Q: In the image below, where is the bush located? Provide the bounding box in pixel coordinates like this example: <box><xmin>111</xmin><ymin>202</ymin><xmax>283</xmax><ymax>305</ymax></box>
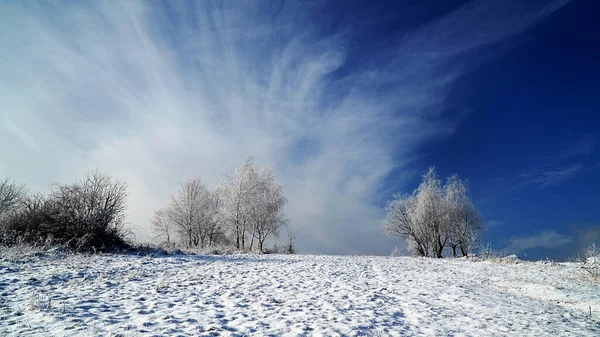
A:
<box><xmin>0</xmin><ymin>177</ymin><xmax>25</xmax><ymax>217</ymax></box>
<box><xmin>582</xmin><ymin>242</ymin><xmax>600</xmax><ymax>279</ymax></box>
<box><xmin>0</xmin><ymin>171</ymin><xmax>132</xmax><ymax>252</ymax></box>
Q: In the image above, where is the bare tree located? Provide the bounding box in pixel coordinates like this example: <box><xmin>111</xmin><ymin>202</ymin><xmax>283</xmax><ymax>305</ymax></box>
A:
<box><xmin>218</xmin><ymin>158</ymin><xmax>288</xmax><ymax>251</ymax></box>
<box><xmin>383</xmin><ymin>193</ymin><xmax>429</xmax><ymax>257</ymax></box>
<box><xmin>220</xmin><ymin>158</ymin><xmax>262</xmax><ymax>250</ymax></box>
<box><xmin>413</xmin><ymin>168</ymin><xmax>447</xmax><ymax>258</ymax></box>
<box><xmin>445</xmin><ymin>175</ymin><xmax>483</xmax><ymax>257</ymax></box>
<box><xmin>168</xmin><ymin>179</ymin><xmax>211</xmax><ymax>248</ymax></box>
<box><xmin>152</xmin><ymin>181</ymin><xmax>226</xmax><ymax>249</ymax></box>
<box><xmin>206</xmin><ymin>186</ymin><xmax>226</xmax><ymax>247</ymax></box>
<box><xmin>151</xmin><ymin>208</ymin><xmax>173</xmax><ymax>244</ymax></box>
<box><xmin>285</xmin><ymin>225</ymin><xmax>297</xmax><ymax>254</ymax></box>
<box><xmin>151</xmin><ymin>158</ymin><xmax>289</xmax><ymax>252</ymax></box>
<box><xmin>248</xmin><ymin>168</ymin><xmax>287</xmax><ymax>252</ymax></box>
<box><xmin>384</xmin><ymin>168</ymin><xmax>483</xmax><ymax>258</ymax></box>
<box><xmin>0</xmin><ymin>177</ymin><xmax>25</xmax><ymax>218</ymax></box>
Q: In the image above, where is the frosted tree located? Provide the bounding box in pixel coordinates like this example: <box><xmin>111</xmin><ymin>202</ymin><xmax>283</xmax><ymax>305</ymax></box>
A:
<box><xmin>248</xmin><ymin>168</ymin><xmax>287</xmax><ymax>252</ymax></box>
<box><xmin>383</xmin><ymin>193</ymin><xmax>430</xmax><ymax>257</ymax></box>
<box><xmin>204</xmin><ymin>187</ymin><xmax>226</xmax><ymax>247</ymax></box>
<box><xmin>445</xmin><ymin>175</ymin><xmax>483</xmax><ymax>257</ymax></box>
<box><xmin>0</xmin><ymin>177</ymin><xmax>25</xmax><ymax>218</ymax></box>
<box><xmin>152</xmin><ymin>158</ymin><xmax>288</xmax><ymax>251</ymax></box>
<box><xmin>285</xmin><ymin>225</ymin><xmax>297</xmax><ymax>254</ymax></box>
<box><xmin>220</xmin><ymin>158</ymin><xmax>261</xmax><ymax>250</ymax></box>
<box><xmin>413</xmin><ymin>168</ymin><xmax>448</xmax><ymax>258</ymax></box>
<box><xmin>151</xmin><ymin>208</ymin><xmax>173</xmax><ymax>245</ymax></box>
<box><xmin>168</xmin><ymin>179</ymin><xmax>211</xmax><ymax>248</ymax></box>
<box><xmin>153</xmin><ymin>181</ymin><xmax>226</xmax><ymax>249</ymax></box>
<box><xmin>384</xmin><ymin>168</ymin><xmax>482</xmax><ymax>258</ymax></box>
<box><xmin>0</xmin><ymin>177</ymin><xmax>26</xmax><ymax>245</ymax></box>
<box><xmin>219</xmin><ymin>157</ymin><xmax>287</xmax><ymax>251</ymax></box>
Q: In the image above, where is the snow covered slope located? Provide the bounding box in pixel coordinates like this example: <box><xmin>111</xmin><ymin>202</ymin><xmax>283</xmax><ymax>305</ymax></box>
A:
<box><xmin>1</xmin><ymin>251</ymin><xmax>599</xmax><ymax>336</ymax></box>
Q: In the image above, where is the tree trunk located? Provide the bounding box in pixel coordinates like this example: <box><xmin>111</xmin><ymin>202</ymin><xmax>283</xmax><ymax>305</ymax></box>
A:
<box><xmin>434</xmin><ymin>237</ymin><xmax>444</xmax><ymax>258</ymax></box>
<box><xmin>451</xmin><ymin>245</ymin><xmax>457</xmax><ymax>257</ymax></box>
<box><xmin>460</xmin><ymin>244</ymin><xmax>467</xmax><ymax>257</ymax></box>
<box><xmin>258</xmin><ymin>239</ymin><xmax>264</xmax><ymax>253</ymax></box>
<box><xmin>241</xmin><ymin>223</ymin><xmax>246</xmax><ymax>250</ymax></box>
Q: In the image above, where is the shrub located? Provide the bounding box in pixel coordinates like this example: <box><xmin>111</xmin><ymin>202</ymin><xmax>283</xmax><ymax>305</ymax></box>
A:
<box><xmin>582</xmin><ymin>242</ymin><xmax>600</xmax><ymax>279</ymax></box>
<box><xmin>0</xmin><ymin>170</ymin><xmax>132</xmax><ymax>252</ymax></box>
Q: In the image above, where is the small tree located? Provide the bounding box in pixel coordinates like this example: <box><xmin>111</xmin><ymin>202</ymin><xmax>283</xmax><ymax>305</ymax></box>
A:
<box><xmin>445</xmin><ymin>175</ymin><xmax>483</xmax><ymax>257</ymax></box>
<box><xmin>151</xmin><ymin>208</ymin><xmax>173</xmax><ymax>245</ymax></box>
<box><xmin>248</xmin><ymin>168</ymin><xmax>287</xmax><ymax>252</ymax></box>
<box><xmin>0</xmin><ymin>177</ymin><xmax>25</xmax><ymax>218</ymax></box>
<box><xmin>168</xmin><ymin>179</ymin><xmax>212</xmax><ymax>248</ymax></box>
<box><xmin>0</xmin><ymin>177</ymin><xmax>26</xmax><ymax>244</ymax></box>
<box><xmin>219</xmin><ymin>157</ymin><xmax>287</xmax><ymax>251</ymax></box>
<box><xmin>285</xmin><ymin>225</ymin><xmax>297</xmax><ymax>254</ymax></box>
<box><xmin>413</xmin><ymin>168</ymin><xmax>447</xmax><ymax>258</ymax></box>
<box><xmin>383</xmin><ymin>193</ymin><xmax>429</xmax><ymax>257</ymax></box>
<box><xmin>220</xmin><ymin>158</ymin><xmax>261</xmax><ymax>250</ymax></box>
<box><xmin>152</xmin><ymin>157</ymin><xmax>288</xmax><ymax>252</ymax></box>
<box><xmin>206</xmin><ymin>187</ymin><xmax>226</xmax><ymax>247</ymax></box>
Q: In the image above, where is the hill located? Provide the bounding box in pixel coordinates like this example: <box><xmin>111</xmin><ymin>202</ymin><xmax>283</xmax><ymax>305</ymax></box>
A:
<box><xmin>1</xmin><ymin>250</ymin><xmax>599</xmax><ymax>336</ymax></box>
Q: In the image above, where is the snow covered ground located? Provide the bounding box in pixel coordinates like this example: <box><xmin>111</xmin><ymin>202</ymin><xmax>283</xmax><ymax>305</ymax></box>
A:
<box><xmin>1</xmin><ymin>250</ymin><xmax>599</xmax><ymax>336</ymax></box>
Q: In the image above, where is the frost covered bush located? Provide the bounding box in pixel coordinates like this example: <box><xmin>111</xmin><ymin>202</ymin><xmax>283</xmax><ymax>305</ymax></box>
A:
<box><xmin>479</xmin><ymin>242</ymin><xmax>500</xmax><ymax>261</ymax></box>
<box><xmin>390</xmin><ymin>246</ymin><xmax>404</xmax><ymax>257</ymax></box>
<box><xmin>0</xmin><ymin>170</ymin><xmax>132</xmax><ymax>252</ymax></box>
<box><xmin>497</xmin><ymin>254</ymin><xmax>521</xmax><ymax>264</ymax></box>
<box><xmin>0</xmin><ymin>177</ymin><xmax>25</xmax><ymax>217</ymax></box>
<box><xmin>0</xmin><ymin>177</ymin><xmax>26</xmax><ymax>243</ymax></box>
<box><xmin>582</xmin><ymin>242</ymin><xmax>600</xmax><ymax>279</ymax></box>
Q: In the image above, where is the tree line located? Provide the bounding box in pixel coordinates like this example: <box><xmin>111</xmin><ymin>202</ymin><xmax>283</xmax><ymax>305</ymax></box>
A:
<box><xmin>151</xmin><ymin>157</ymin><xmax>291</xmax><ymax>253</ymax></box>
<box><xmin>2</xmin><ymin>160</ymin><xmax>482</xmax><ymax>257</ymax></box>
<box><xmin>383</xmin><ymin>168</ymin><xmax>483</xmax><ymax>258</ymax></box>
<box><xmin>0</xmin><ymin>157</ymin><xmax>293</xmax><ymax>254</ymax></box>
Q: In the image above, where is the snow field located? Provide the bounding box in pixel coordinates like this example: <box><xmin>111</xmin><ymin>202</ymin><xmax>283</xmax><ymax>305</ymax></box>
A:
<box><xmin>1</xmin><ymin>251</ymin><xmax>599</xmax><ymax>336</ymax></box>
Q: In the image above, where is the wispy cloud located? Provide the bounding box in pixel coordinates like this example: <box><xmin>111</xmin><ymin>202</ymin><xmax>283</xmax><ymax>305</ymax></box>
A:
<box><xmin>518</xmin><ymin>133</ymin><xmax>599</xmax><ymax>188</ymax></box>
<box><xmin>505</xmin><ymin>230</ymin><xmax>573</xmax><ymax>253</ymax></box>
<box><xmin>519</xmin><ymin>163</ymin><xmax>584</xmax><ymax>187</ymax></box>
<box><xmin>0</xmin><ymin>0</ymin><xmax>571</xmax><ymax>254</ymax></box>
<box><xmin>483</xmin><ymin>133</ymin><xmax>598</xmax><ymax>203</ymax></box>
<box><xmin>559</xmin><ymin>133</ymin><xmax>598</xmax><ymax>158</ymax></box>
<box><xmin>486</xmin><ymin>220</ymin><xmax>505</xmax><ymax>229</ymax></box>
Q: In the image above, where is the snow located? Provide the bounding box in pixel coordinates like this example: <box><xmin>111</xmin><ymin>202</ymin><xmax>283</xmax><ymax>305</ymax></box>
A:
<box><xmin>1</xmin><ymin>251</ymin><xmax>599</xmax><ymax>336</ymax></box>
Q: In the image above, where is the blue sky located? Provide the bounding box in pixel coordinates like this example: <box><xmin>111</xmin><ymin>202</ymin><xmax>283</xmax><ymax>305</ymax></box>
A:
<box><xmin>413</xmin><ymin>0</ymin><xmax>600</xmax><ymax>260</ymax></box>
<box><xmin>0</xmin><ymin>0</ymin><xmax>597</xmax><ymax>258</ymax></box>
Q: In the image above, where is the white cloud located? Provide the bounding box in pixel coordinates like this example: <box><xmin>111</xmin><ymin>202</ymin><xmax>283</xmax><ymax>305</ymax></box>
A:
<box><xmin>505</xmin><ymin>230</ymin><xmax>573</xmax><ymax>253</ymax></box>
<box><xmin>486</xmin><ymin>220</ymin><xmax>505</xmax><ymax>229</ymax></box>
<box><xmin>0</xmin><ymin>0</ymin><xmax>571</xmax><ymax>254</ymax></box>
